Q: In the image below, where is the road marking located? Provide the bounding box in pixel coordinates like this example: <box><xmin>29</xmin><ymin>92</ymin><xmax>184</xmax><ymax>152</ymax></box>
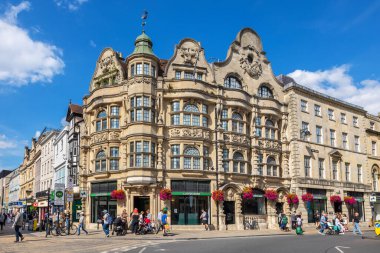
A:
<box><xmin>138</xmin><ymin>247</ymin><xmax>147</xmax><ymax>253</ymax></box>
<box><xmin>335</xmin><ymin>246</ymin><xmax>350</xmax><ymax>253</ymax></box>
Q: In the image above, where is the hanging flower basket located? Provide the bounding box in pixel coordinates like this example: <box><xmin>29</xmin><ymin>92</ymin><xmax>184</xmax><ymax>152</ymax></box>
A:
<box><xmin>330</xmin><ymin>195</ymin><xmax>342</xmax><ymax>203</ymax></box>
<box><xmin>264</xmin><ymin>189</ymin><xmax>278</xmax><ymax>201</ymax></box>
<box><xmin>344</xmin><ymin>196</ymin><xmax>357</xmax><ymax>205</ymax></box>
<box><xmin>242</xmin><ymin>187</ymin><xmax>253</xmax><ymax>200</ymax></box>
<box><xmin>286</xmin><ymin>193</ymin><xmax>299</xmax><ymax>205</ymax></box>
<box><xmin>111</xmin><ymin>189</ymin><xmax>126</xmax><ymax>200</ymax></box>
<box><xmin>212</xmin><ymin>190</ymin><xmax>224</xmax><ymax>202</ymax></box>
<box><xmin>301</xmin><ymin>193</ymin><xmax>314</xmax><ymax>202</ymax></box>
<box><xmin>159</xmin><ymin>188</ymin><xmax>172</xmax><ymax>201</ymax></box>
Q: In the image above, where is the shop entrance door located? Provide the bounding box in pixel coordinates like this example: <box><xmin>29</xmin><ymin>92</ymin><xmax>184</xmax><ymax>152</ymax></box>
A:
<box><xmin>171</xmin><ymin>196</ymin><xmax>208</xmax><ymax>225</ymax></box>
<box><xmin>133</xmin><ymin>196</ymin><xmax>150</xmax><ymax>213</ymax></box>
<box><xmin>224</xmin><ymin>201</ymin><xmax>235</xmax><ymax>225</ymax></box>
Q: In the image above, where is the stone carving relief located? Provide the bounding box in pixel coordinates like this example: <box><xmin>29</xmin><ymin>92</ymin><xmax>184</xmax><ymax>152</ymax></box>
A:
<box><xmin>223</xmin><ymin>133</ymin><xmax>249</xmax><ymax>145</ymax></box>
<box><xmin>239</xmin><ymin>45</ymin><xmax>262</xmax><ymax>79</ymax></box>
<box><xmin>109</xmin><ymin>132</ymin><xmax>120</xmax><ymax>140</ymax></box>
<box><xmin>129</xmin><ymin>76</ymin><xmax>156</xmax><ymax>86</ymax></box>
<box><xmin>179</xmin><ymin>45</ymin><xmax>199</xmax><ymax>65</ymax></box>
<box><xmin>169</xmin><ymin>128</ymin><xmax>210</xmax><ymax>139</ymax></box>
<box><xmin>100</xmin><ymin>56</ymin><xmax>116</xmax><ymax>73</ymax></box>
<box><xmin>91</xmin><ymin>133</ymin><xmax>107</xmax><ymax>144</ymax></box>
<box><xmin>258</xmin><ymin>140</ymin><xmax>281</xmax><ymax>151</ymax></box>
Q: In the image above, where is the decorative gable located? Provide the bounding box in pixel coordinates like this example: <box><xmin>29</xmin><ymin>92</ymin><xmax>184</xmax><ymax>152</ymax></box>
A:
<box><xmin>90</xmin><ymin>48</ymin><xmax>126</xmax><ymax>91</ymax></box>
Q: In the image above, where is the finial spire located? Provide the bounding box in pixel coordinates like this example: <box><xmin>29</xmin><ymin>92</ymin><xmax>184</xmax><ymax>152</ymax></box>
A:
<box><xmin>141</xmin><ymin>10</ymin><xmax>148</xmax><ymax>32</ymax></box>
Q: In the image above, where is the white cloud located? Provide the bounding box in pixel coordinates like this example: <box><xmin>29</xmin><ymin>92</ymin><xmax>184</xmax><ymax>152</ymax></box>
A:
<box><xmin>0</xmin><ymin>134</ymin><xmax>17</xmax><ymax>149</ymax></box>
<box><xmin>288</xmin><ymin>65</ymin><xmax>380</xmax><ymax>115</ymax></box>
<box><xmin>0</xmin><ymin>1</ymin><xmax>64</xmax><ymax>86</ymax></box>
<box><xmin>34</xmin><ymin>131</ymin><xmax>41</xmax><ymax>138</ymax></box>
<box><xmin>90</xmin><ymin>40</ymin><xmax>96</xmax><ymax>48</ymax></box>
<box><xmin>61</xmin><ymin>116</ymin><xmax>68</xmax><ymax>127</ymax></box>
<box><xmin>55</xmin><ymin>0</ymin><xmax>89</xmax><ymax>11</ymax></box>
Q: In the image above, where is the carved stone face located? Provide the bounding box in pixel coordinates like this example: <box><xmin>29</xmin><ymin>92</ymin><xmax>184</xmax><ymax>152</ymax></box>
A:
<box><xmin>179</xmin><ymin>46</ymin><xmax>198</xmax><ymax>65</ymax></box>
<box><xmin>239</xmin><ymin>45</ymin><xmax>262</xmax><ymax>79</ymax></box>
<box><xmin>100</xmin><ymin>56</ymin><xmax>115</xmax><ymax>73</ymax></box>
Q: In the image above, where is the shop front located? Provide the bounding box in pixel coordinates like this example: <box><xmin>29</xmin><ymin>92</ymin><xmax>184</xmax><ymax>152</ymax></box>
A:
<box><xmin>242</xmin><ymin>189</ymin><xmax>266</xmax><ymax>216</ymax></box>
<box><xmin>373</xmin><ymin>193</ymin><xmax>380</xmax><ymax>221</ymax></box>
<box><xmin>306</xmin><ymin>189</ymin><xmax>327</xmax><ymax>223</ymax></box>
<box><xmin>90</xmin><ymin>181</ymin><xmax>117</xmax><ymax>223</ymax></box>
<box><xmin>346</xmin><ymin>191</ymin><xmax>365</xmax><ymax>221</ymax></box>
<box><xmin>170</xmin><ymin>180</ymin><xmax>210</xmax><ymax>225</ymax></box>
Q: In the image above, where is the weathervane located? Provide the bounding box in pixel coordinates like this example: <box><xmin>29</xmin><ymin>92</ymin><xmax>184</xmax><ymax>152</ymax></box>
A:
<box><xmin>141</xmin><ymin>10</ymin><xmax>148</xmax><ymax>32</ymax></box>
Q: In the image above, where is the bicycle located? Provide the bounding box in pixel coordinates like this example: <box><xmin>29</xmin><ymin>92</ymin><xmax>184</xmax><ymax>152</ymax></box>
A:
<box><xmin>244</xmin><ymin>217</ymin><xmax>260</xmax><ymax>230</ymax></box>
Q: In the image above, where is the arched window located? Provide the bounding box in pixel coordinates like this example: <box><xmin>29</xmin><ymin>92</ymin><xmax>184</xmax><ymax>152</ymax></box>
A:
<box><xmin>184</xmin><ymin>147</ymin><xmax>200</xmax><ymax>170</ymax></box>
<box><xmin>96</xmin><ymin>111</ymin><xmax>107</xmax><ymax>132</ymax></box>
<box><xmin>258</xmin><ymin>85</ymin><xmax>273</xmax><ymax>98</ymax></box>
<box><xmin>232</xmin><ymin>112</ymin><xmax>244</xmax><ymax>133</ymax></box>
<box><xmin>183</xmin><ymin>104</ymin><xmax>200</xmax><ymax>126</ymax></box>
<box><xmin>224</xmin><ymin>76</ymin><xmax>242</xmax><ymax>89</ymax></box>
<box><xmin>233</xmin><ymin>152</ymin><xmax>245</xmax><ymax>173</ymax></box>
<box><xmin>95</xmin><ymin>150</ymin><xmax>106</xmax><ymax>172</ymax></box>
<box><xmin>267</xmin><ymin>157</ymin><xmax>277</xmax><ymax>177</ymax></box>
<box><xmin>265</xmin><ymin>120</ymin><xmax>275</xmax><ymax>139</ymax></box>
<box><xmin>373</xmin><ymin>167</ymin><xmax>379</xmax><ymax>192</ymax></box>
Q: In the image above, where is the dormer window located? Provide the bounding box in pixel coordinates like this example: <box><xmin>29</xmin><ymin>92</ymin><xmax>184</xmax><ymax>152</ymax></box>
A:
<box><xmin>258</xmin><ymin>85</ymin><xmax>273</xmax><ymax>98</ymax></box>
<box><xmin>224</xmin><ymin>76</ymin><xmax>242</xmax><ymax>89</ymax></box>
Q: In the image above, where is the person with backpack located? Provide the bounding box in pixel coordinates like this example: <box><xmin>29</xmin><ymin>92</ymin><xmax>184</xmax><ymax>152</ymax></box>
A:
<box><xmin>102</xmin><ymin>210</ymin><xmax>111</xmax><ymax>237</ymax></box>
<box><xmin>161</xmin><ymin>209</ymin><xmax>168</xmax><ymax>236</ymax></box>
<box><xmin>200</xmin><ymin>209</ymin><xmax>209</xmax><ymax>231</ymax></box>
<box><xmin>296</xmin><ymin>213</ymin><xmax>303</xmax><ymax>235</ymax></box>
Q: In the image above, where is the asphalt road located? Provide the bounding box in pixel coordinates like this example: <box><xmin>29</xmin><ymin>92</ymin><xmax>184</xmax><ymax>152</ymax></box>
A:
<box><xmin>124</xmin><ymin>234</ymin><xmax>380</xmax><ymax>253</ymax></box>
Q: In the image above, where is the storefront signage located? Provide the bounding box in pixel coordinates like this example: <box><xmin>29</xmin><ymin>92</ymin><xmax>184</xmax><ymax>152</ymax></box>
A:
<box><xmin>90</xmin><ymin>192</ymin><xmax>111</xmax><ymax>197</ymax></box>
<box><xmin>54</xmin><ymin>183</ymin><xmax>65</xmax><ymax>206</ymax></box>
<box><xmin>370</xmin><ymin>196</ymin><xmax>376</xmax><ymax>202</ymax></box>
<box><xmin>172</xmin><ymin>191</ymin><xmax>211</xmax><ymax>196</ymax></box>
<box><xmin>38</xmin><ymin>201</ymin><xmax>48</xmax><ymax>207</ymax></box>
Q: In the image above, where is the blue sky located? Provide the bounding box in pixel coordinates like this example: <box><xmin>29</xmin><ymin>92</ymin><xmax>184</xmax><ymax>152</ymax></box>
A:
<box><xmin>0</xmin><ymin>0</ymin><xmax>380</xmax><ymax>171</ymax></box>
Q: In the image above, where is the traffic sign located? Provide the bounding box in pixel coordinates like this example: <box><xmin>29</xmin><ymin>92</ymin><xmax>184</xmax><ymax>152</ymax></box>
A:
<box><xmin>370</xmin><ymin>196</ymin><xmax>377</xmax><ymax>202</ymax></box>
<box><xmin>68</xmin><ymin>177</ymin><xmax>74</xmax><ymax>189</ymax></box>
<box><xmin>80</xmin><ymin>190</ymin><xmax>87</xmax><ymax>198</ymax></box>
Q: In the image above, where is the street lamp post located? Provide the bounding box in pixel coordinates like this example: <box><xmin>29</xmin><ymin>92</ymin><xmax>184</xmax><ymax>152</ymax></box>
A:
<box><xmin>46</xmin><ymin>188</ymin><xmax>50</xmax><ymax>237</ymax></box>
<box><xmin>214</xmin><ymin>101</ymin><xmax>222</xmax><ymax>231</ymax></box>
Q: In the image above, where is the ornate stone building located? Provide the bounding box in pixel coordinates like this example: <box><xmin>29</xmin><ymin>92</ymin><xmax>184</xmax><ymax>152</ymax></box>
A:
<box><xmin>80</xmin><ymin>28</ymin><xmax>379</xmax><ymax>229</ymax></box>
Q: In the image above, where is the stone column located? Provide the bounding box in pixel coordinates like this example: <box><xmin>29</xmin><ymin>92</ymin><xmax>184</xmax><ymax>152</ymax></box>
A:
<box><xmin>267</xmin><ymin>201</ymin><xmax>277</xmax><ymax>229</ymax></box>
<box><xmin>218</xmin><ymin>201</ymin><xmax>226</xmax><ymax>231</ymax></box>
<box><xmin>235</xmin><ymin>194</ymin><xmax>244</xmax><ymax>230</ymax></box>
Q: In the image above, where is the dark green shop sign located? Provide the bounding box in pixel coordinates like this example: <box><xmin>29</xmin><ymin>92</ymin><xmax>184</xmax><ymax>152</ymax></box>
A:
<box><xmin>172</xmin><ymin>192</ymin><xmax>211</xmax><ymax>196</ymax></box>
<box><xmin>90</xmin><ymin>192</ymin><xmax>111</xmax><ymax>197</ymax></box>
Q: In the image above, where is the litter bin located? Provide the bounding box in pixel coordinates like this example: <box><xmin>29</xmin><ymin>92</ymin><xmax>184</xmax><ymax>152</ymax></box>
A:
<box><xmin>375</xmin><ymin>220</ymin><xmax>380</xmax><ymax>236</ymax></box>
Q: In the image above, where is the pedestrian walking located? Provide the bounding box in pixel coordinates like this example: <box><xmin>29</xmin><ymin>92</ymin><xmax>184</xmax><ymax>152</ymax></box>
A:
<box><xmin>0</xmin><ymin>212</ymin><xmax>4</xmax><ymax>230</ymax></box>
<box><xmin>352</xmin><ymin>212</ymin><xmax>362</xmax><ymax>236</ymax></box>
<box><xmin>156</xmin><ymin>209</ymin><xmax>163</xmax><ymax>234</ymax></box>
<box><xmin>296</xmin><ymin>213</ymin><xmax>303</xmax><ymax>235</ymax></box>
<box><xmin>318</xmin><ymin>212</ymin><xmax>327</xmax><ymax>235</ymax></box>
<box><xmin>291</xmin><ymin>211</ymin><xmax>297</xmax><ymax>230</ymax></box>
<box><xmin>102</xmin><ymin>210</ymin><xmax>111</xmax><ymax>237</ymax></box>
<box><xmin>77</xmin><ymin>212</ymin><xmax>89</xmax><ymax>236</ymax></box>
<box><xmin>314</xmin><ymin>211</ymin><xmax>320</xmax><ymax>229</ymax></box>
<box><xmin>162</xmin><ymin>209</ymin><xmax>168</xmax><ymax>236</ymax></box>
<box><xmin>130</xmin><ymin>208</ymin><xmax>139</xmax><ymax>234</ymax></box>
<box><xmin>200</xmin><ymin>209</ymin><xmax>209</xmax><ymax>231</ymax></box>
<box><xmin>12</xmin><ymin>208</ymin><xmax>24</xmax><ymax>243</ymax></box>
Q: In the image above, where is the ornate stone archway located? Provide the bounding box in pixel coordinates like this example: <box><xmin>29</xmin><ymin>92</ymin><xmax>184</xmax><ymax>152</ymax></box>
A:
<box><xmin>219</xmin><ymin>183</ymin><xmax>243</xmax><ymax>230</ymax></box>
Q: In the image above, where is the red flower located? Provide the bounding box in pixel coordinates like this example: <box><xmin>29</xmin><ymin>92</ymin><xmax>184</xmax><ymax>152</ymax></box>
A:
<box><xmin>159</xmin><ymin>188</ymin><xmax>172</xmax><ymax>201</ymax></box>
<box><xmin>111</xmin><ymin>189</ymin><xmax>126</xmax><ymax>200</ymax></box>
<box><xmin>242</xmin><ymin>187</ymin><xmax>253</xmax><ymax>200</ymax></box>
<box><xmin>212</xmin><ymin>190</ymin><xmax>224</xmax><ymax>202</ymax></box>
<box><xmin>301</xmin><ymin>193</ymin><xmax>314</xmax><ymax>202</ymax></box>
<box><xmin>344</xmin><ymin>196</ymin><xmax>356</xmax><ymax>205</ymax></box>
<box><xmin>286</xmin><ymin>193</ymin><xmax>299</xmax><ymax>205</ymax></box>
<box><xmin>264</xmin><ymin>189</ymin><xmax>278</xmax><ymax>201</ymax></box>
<box><xmin>330</xmin><ymin>195</ymin><xmax>342</xmax><ymax>203</ymax></box>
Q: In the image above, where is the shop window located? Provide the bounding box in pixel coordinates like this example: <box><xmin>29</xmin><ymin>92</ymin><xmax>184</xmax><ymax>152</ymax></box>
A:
<box><xmin>242</xmin><ymin>189</ymin><xmax>266</xmax><ymax>215</ymax></box>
